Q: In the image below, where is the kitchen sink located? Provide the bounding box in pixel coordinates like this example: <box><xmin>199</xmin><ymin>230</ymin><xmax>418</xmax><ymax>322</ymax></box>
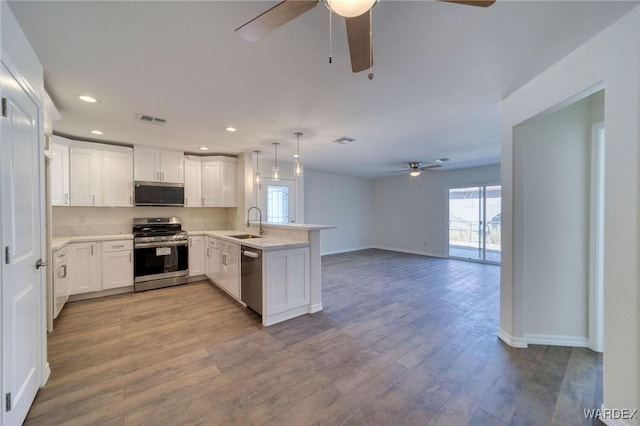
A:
<box><xmin>228</xmin><ymin>234</ymin><xmax>262</xmax><ymax>240</ymax></box>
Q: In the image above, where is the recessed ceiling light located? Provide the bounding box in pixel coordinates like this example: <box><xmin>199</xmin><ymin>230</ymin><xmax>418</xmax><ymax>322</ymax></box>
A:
<box><xmin>225</xmin><ymin>127</ymin><xmax>237</xmax><ymax>132</ymax></box>
<box><xmin>199</xmin><ymin>146</ymin><xmax>209</xmax><ymax>151</ymax></box>
<box><xmin>79</xmin><ymin>95</ymin><xmax>98</xmax><ymax>103</ymax></box>
<box><xmin>90</xmin><ymin>130</ymin><xmax>104</xmax><ymax>135</ymax></box>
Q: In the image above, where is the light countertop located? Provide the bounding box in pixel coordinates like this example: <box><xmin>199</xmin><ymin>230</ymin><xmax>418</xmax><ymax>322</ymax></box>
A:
<box><xmin>188</xmin><ymin>230</ymin><xmax>309</xmax><ymax>251</ymax></box>
<box><xmin>51</xmin><ymin>231</ymin><xmax>309</xmax><ymax>252</ymax></box>
<box><xmin>52</xmin><ymin>234</ymin><xmax>133</xmax><ymax>251</ymax></box>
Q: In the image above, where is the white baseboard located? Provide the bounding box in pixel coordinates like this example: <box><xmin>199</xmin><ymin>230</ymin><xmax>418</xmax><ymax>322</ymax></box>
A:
<box><xmin>308</xmin><ymin>303</ymin><xmax>323</xmax><ymax>314</ymax></box>
<box><xmin>599</xmin><ymin>404</ymin><xmax>635</xmax><ymax>426</ymax></box>
<box><xmin>525</xmin><ymin>333</ymin><xmax>589</xmax><ymax>348</ymax></box>
<box><xmin>498</xmin><ymin>328</ymin><xmax>528</xmax><ymax>348</ymax></box>
<box><xmin>372</xmin><ymin>245</ymin><xmax>446</xmax><ymax>259</ymax></box>
<box><xmin>42</xmin><ymin>362</ymin><xmax>51</xmax><ymax>386</ymax></box>
<box><xmin>321</xmin><ymin>246</ymin><xmax>374</xmax><ymax>256</ymax></box>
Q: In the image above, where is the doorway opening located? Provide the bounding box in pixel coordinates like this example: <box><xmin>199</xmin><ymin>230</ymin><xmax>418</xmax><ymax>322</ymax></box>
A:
<box><xmin>448</xmin><ymin>185</ymin><xmax>501</xmax><ymax>263</ymax></box>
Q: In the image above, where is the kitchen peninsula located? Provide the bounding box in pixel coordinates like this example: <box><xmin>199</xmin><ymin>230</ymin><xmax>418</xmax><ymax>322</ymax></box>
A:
<box><xmin>189</xmin><ymin>222</ymin><xmax>336</xmax><ymax>326</ymax></box>
<box><xmin>51</xmin><ymin>222</ymin><xmax>336</xmax><ymax>327</ymax></box>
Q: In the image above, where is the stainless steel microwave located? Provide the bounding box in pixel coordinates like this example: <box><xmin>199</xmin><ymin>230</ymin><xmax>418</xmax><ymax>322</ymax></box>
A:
<box><xmin>134</xmin><ymin>181</ymin><xmax>184</xmax><ymax>207</ymax></box>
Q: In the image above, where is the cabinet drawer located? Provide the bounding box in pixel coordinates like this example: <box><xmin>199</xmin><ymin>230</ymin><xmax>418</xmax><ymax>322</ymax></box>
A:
<box><xmin>102</xmin><ymin>240</ymin><xmax>133</xmax><ymax>252</ymax></box>
<box><xmin>53</xmin><ymin>248</ymin><xmax>67</xmax><ymax>266</ymax></box>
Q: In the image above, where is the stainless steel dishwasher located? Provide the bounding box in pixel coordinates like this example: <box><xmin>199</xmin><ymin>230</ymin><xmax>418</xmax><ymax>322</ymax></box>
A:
<box><xmin>241</xmin><ymin>246</ymin><xmax>263</xmax><ymax>314</ymax></box>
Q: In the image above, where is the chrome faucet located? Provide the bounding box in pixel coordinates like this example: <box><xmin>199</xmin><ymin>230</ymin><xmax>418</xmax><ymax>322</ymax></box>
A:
<box><xmin>247</xmin><ymin>206</ymin><xmax>265</xmax><ymax>235</ymax></box>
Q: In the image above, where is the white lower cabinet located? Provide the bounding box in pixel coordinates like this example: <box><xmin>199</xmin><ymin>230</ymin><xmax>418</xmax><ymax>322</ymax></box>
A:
<box><xmin>52</xmin><ymin>246</ymin><xmax>69</xmax><ymax>318</ymax></box>
<box><xmin>218</xmin><ymin>241</ymin><xmax>240</xmax><ymax>298</ymax></box>
<box><xmin>188</xmin><ymin>236</ymin><xmax>205</xmax><ymax>276</ymax></box>
<box><xmin>205</xmin><ymin>237</ymin><xmax>240</xmax><ymax>299</ymax></box>
<box><xmin>67</xmin><ymin>242</ymin><xmax>102</xmax><ymax>295</ymax></box>
<box><xmin>102</xmin><ymin>240</ymin><xmax>133</xmax><ymax>289</ymax></box>
<box><xmin>206</xmin><ymin>237</ymin><xmax>221</xmax><ymax>282</ymax></box>
<box><xmin>66</xmin><ymin>239</ymin><xmax>134</xmax><ymax>296</ymax></box>
<box><xmin>264</xmin><ymin>247</ymin><xmax>310</xmax><ymax>323</ymax></box>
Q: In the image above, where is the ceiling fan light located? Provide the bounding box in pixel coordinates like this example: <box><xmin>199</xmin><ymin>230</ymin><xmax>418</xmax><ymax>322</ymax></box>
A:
<box><xmin>325</xmin><ymin>0</ymin><xmax>376</xmax><ymax>18</ymax></box>
<box><xmin>409</xmin><ymin>170</ymin><xmax>421</xmax><ymax>177</ymax></box>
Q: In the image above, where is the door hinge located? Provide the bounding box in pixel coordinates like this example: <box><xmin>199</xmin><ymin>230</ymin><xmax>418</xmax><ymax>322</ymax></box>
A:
<box><xmin>4</xmin><ymin>246</ymin><xmax>9</xmax><ymax>264</ymax></box>
<box><xmin>5</xmin><ymin>392</ymin><xmax>11</xmax><ymax>412</ymax></box>
<box><xmin>2</xmin><ymin>98</ymin><xmax>7</xmax><ymax>117</ymax></box>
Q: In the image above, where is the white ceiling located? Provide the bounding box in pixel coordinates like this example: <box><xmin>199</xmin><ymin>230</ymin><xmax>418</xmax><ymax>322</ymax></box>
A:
<box><xmin>8</xmin><ymin>1</ymin><xmax>639</xmax><ymax>177</ymax></box>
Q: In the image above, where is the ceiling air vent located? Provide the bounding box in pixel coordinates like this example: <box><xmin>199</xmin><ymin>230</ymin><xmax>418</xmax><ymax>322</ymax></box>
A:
<box><xmin>333</xmin><ymin>136</ymin><xmax>356</xmax><ymax>145</ymax></box>
<box><xmin>135</xmin><ymin>113</ymin><xmax>167</xmax><ymax>126</ymax></box>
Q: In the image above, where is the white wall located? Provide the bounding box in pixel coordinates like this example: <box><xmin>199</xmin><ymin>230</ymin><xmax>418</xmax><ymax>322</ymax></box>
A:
<box><xmin>372</xmin><ymin>165</ymin><xmax>500</xmax><ymax>257</ymax></box>
<box><xmin>515</xmin><ymin>92</ymin><xmax>603</xmax><ymax>344</ymax></box>
<box><xmin>304</xmin><ymin>170</ymin><xmax>374</xmax><ymax>255</ymax></box>
<box><xmin>500</xmin><ymin>6</ymin><xmax>640</xmax><ymax>419</ymax></box>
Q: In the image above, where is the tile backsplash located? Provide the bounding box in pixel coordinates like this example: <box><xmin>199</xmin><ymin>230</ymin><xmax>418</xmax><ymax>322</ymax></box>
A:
<box><xmin>52</xmin><ymin>207</ymin><xmax>237</xmax><ymax>237</ymax></box>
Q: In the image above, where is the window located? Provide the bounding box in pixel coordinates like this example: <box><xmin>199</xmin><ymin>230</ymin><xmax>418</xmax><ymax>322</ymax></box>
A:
<box><xmin>258</xmin><ymin>178</ymin><xmax>297</xmax><ymax>224</ymax></box>
<box><xmin>266</xmin><ymin>184</ymin><xmax>289</xmax><ymax>224</ymax></box>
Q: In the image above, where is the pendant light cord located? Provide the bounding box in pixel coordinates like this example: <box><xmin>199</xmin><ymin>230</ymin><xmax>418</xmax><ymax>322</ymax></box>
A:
<box><xmin>368</xmin><ymin>9</ymin><xmax>374</xmax><ymax>80</ymax></box>
<box><xmin>329</xmin><ymin>0</ymin><xmax>333</xmax><ymax>64</ymax></box>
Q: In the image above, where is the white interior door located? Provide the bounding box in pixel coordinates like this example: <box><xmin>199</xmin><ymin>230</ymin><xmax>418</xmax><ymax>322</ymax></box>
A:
<box><xmin>1</xmin><ymin>62</ymin><xmax>45</xmax><ymax>426</ymax></box>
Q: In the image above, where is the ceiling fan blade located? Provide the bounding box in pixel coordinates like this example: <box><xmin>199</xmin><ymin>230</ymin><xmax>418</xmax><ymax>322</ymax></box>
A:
<box><xmin>441</xmin><ymin>0</ymin><xmax>496</xmax><ymax>7</ymax></box>
<box><xmin>420</xmin><ymin>164</ymin><xmax>443</xmax><ymax>170</ymax></box>
<box><xmin>387</xmin><ymin>170</ymin><xmax>410</xmax><ymax>174</ymax></box>
<box><xmin>345</xmin><ymin>11</ymin><xmax>372</xmax><ymax>73</ymax></box>
<box><xmin>235</xmin><ymin>0</ymin><xmax>319</xmax><ymax>42</ymax></box>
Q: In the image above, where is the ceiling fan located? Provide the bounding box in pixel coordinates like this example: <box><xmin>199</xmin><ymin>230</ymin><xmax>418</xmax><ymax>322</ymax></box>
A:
<box><xmin>235</xmin><ymin>0</ymin><xmax>496</xmax><ymax>74</ymax></box>
<box><xmin>387</xmin><ymin>162</ymin><xmax>443</xmax><ymax>177</ymax></box>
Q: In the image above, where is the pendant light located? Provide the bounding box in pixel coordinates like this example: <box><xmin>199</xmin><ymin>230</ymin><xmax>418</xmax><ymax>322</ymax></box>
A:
<box><xmin>272</xmin><ymin>142</ymin><xmax>280</xmax><ymax>181</ymax></box>
<box><xmin>254</xmin><ymin>150</ymin><xmax>262</xmax><ymax>189</ymax></box>
<box><xmin>293</xmin><ymin>132</ymin><xmax>304</xmax><ymax>177</ymax></box>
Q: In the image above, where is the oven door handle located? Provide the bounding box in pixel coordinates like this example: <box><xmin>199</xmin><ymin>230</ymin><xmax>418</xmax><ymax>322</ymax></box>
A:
<box><xmin>135</xmin><ymin>241</ymin><xmax>189</xmax><ymax>249</ymax></box>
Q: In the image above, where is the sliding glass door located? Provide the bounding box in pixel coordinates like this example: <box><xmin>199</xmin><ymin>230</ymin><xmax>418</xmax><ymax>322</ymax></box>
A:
<box><xmin>448</xmin><ymin>185</ymin><xmax>501</xmax><ymax>263</ymax></box>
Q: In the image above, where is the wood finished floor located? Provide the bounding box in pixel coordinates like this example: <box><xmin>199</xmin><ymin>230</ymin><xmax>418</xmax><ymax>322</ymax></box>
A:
<box><xmin>26</xmin><ymin>249</ymin><xmax>603</xmax><ymax>426</ymax></box>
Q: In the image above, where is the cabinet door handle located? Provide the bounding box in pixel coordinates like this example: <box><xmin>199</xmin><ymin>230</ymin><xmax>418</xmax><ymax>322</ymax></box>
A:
<box><xmin>206</xmin><ymin>247</ymin><xmax>210</xmax><ymax>257</ymax></box>
<box><xmin>189</xmin><ymin>239</ymin><xmax>192</xmax><ymax>247</ymax></box>
<box><xmin>185</xmin><ymin>197</ymin><xmax>188</xmax><ymax>206</ymax></box>
<box><xmin>111</xmin><ymin>244</ymin><xmax>125</xmax><ymax>248</ymax></box>
<box><xmin>92</xmin><ymin>195</ymin><xmax>95</xmax><ymax>206</ymax></box>
<box><xmin>64</xmin><ymin>193</ymin><xmax>69</xmax><ymax>204</ymax></box>
<box><xmin>129</xmin><ymin>253</ymin><xmax>132</xmax><ymax>263</ymax></box>
<box><xmin>130</xmin><ymin>195</ymin><xmax>133</xmax><ymax>205</ymax></box>
<box><xmin>90</xmin><ymin>245</ymin><xmax>94</xmax><ymax>256</ymax></box>
<box><xmin>162</xmin><ymin>171</ymin><xmax>165</xmax><ymax>181</ymax></box>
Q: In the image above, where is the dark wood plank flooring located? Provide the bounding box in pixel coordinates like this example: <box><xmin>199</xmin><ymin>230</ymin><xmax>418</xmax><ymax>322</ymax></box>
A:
<box><xmin>25</xmin><ymin>249</ymin><xmax>603</xmax><ymax>425</ymax></box>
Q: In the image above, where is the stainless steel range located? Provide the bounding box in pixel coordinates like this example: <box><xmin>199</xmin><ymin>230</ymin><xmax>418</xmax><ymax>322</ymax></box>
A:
<box><xmin>133</xmin><ymin>217</ymin><xmax>189</xmax><ymax>292</ymax></box>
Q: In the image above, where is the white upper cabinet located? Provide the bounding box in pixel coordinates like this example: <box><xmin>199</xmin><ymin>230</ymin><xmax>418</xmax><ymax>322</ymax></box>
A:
<box><xmin>222</xmin><ymin>160</ymin><xmax>238</xmax><ymax>207</ymax></box>
<box><xmin>134</xmin><ymin>146</ymin><xmax>184</xmax><ymax>183</ymax></box>
<box><xmin>133</xmin><ymin>145</ymin><xmax>159</xmax><ymax>182</ymax></box>
<box><xmin>50</xmin><ymin>136</ymin><xmax>70</xmax><ymax>206</ymax></box>
<box><xmin>184</xmin><ymin>156</ymin><xmax>202</xmax><ymax>207</ymax></box>
<box><xmin>202</xmin><ymin>158</ymin><xmax>222</xmax><ymax>207</ymax></box>
<box><xmin>66</xmin><ymin>140</ymin><xmax>133</xmax><ymax>207</ymax></box>
<box><xmin>103</xmin><ymin>148</ymin><xmax>134</xmax><ymax>207</ymax></box>
<box><xmin>69</xmin><ymin>145</ymin><xmax>101</xmax><ymax>206</ymax></box>
<box><xmin>201</xmin><ymin>156</ymin><xmax>238</xmax><ymax>208</ymax></box>
<box><xmin>160</xmin><ymin>150</ymin><xmax>184</xmax><ymax>183</ymax></box>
